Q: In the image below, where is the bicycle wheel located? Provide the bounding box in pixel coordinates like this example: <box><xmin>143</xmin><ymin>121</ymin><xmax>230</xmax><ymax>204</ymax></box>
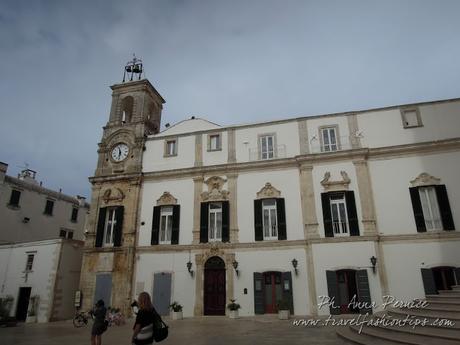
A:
<box><xmin>73</xmin><ymin>314</ymin><xmax>85</xmax><ymax>328</ymax></box>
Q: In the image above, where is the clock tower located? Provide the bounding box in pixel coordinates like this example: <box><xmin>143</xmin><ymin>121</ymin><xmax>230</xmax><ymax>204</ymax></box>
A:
<box><xmin>79</xmin><ymin>57</ymin><xmax>165</xmax><ymax>314</ymax></box>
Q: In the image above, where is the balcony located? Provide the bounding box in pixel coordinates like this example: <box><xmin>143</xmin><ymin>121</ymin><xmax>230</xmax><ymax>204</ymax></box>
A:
<box><xmin>309</xmin><ymin>135</ymin><xmax>355</xmax><ymax>154</ymax></box>
<box><xmin>249</xmin><ymin>145</ymin><xmax>287</xmax><ymax>161</ymax></box>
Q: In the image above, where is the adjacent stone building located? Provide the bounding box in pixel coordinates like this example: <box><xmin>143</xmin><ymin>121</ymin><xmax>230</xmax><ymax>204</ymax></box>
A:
<box><xmin>80</xmin><ymin>75</ymin><xmax>460</xmax><ymax>318</ymax></box>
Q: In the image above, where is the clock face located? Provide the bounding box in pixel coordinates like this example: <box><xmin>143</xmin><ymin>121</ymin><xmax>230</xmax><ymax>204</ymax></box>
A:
<box><xmin>111</xmin><ymin>143</ymin><xmax>129</xmax><ymax>162</ymax></box>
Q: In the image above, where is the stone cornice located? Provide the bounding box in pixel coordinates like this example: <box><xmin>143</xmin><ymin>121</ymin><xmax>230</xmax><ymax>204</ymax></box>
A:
<box><xmin>142</xmin><ymin>138</ymin><xmax>460</xmax><ymax>181</ymax></box>
<box><xmin>89</xmin><ymin>173</ymin><xmax>142</xmax><ymax>184</ymax></box>
<box><xmin>131</xmin><ymin>231</ymin><xmax>459</xmax><ymax>253</ymax></box>
<box><xmin>110</xmin><ymin>79</ymin><xmax>166</xmax><ymax>104</ymax></box>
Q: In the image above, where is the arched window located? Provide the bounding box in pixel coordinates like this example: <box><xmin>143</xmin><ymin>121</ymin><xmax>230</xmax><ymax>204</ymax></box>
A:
<box><xmin>120</xmin><ymin>96</ymin><xmax>134</xmax><ymax>123</ymax></box>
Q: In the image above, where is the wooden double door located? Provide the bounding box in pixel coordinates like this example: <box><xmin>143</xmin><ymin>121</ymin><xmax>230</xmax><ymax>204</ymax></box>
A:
<box><xmin>204</xmin><ymin>256</ymin><xmax>226</xmax><ymax>315</ymax></box>
<box><xmin>254</xmin><ymin>271</ymin><xmax>293</xmax><ymax>314</ymax></box>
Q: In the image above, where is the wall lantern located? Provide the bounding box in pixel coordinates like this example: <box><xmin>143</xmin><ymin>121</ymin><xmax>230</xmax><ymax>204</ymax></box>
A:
<box><xmin>370</xmin><ymin>256</ymin><xmax>377</xmax><ymax>274</ymax></box>
<box><xmin>232</xmin><ymin>260</ymin><xmax>239</xmax><ymax>277</ymax></box>
<box><xmin>23</xmin><ymin>217</ymin><xmax>30</xmax><ymax>223</ymax></box>
<box><xmin>291</xmin><ymin>258</ymin><xmax>298</xmax><ymax>276</ymax></box>
<box><xmin>186</xmin><ymin>261</ymin><xmax>194</xmax><ymax>277</ymax></box>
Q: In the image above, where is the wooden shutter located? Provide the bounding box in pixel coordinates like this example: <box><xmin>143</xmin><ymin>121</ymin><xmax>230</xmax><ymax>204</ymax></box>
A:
<box><xmin>455</xmin><ymin>268</ymin><xmax>460</xmax><ymax>285</ymax></box>
<box><xmin>276</xmin><ymin>198</ymin><xmax>287</xmax><ymax>240</ymax></box>
<box><xmin>326</xmin><ymin>270</ymin><xmax>340</xmax><ymax>315</ymax></box>
<box><xmin>356</xmin><ymin>270</ymin><xmax>372</xmax><ymax>315</ymax></box>
<box><xmin>253</xmin><ymin>272</ymin><xmax>265</xmax><ymax>314</ymax></box>
<box><xmin>95</xmin><ymin>207</ymin><xmax>106</xmax><ymax>248</ymax></box>
<box><xmin>435</xmin><ymin>185</ymin><xmax>455</xmax><ymax>231</ymax></box>
<box><xmin>282</xmin><ymin>272</ymin><xmax>294</xmax><ymax>314</ymax></box>
<box><xmin>200</xmin><ymin>202</ymin><xmax>209</xmax><ymax>243</ymax></box>
<box><xmin>113</xmin><ymin>206</ymin><xmax>124</xmax><ymax>247</ymax></box>
<box><xmin>421</xmin><ymin>268</ymin><xmax>437</xmax><ymax>295</ymax></box>
<box><xmin>321</xmin><ymin>193</ymin><xmax>333</xmax><ymax>237</ymax></box>
<box><xmin>221</xmin><ymin>201</ymin><xmax>230</xmax><ymax>242</ymax></box>
<box><xmin>254</xmin><ymin>200</ymin><xmax>263</xmax><ymax>241</ymax></box>
<box><xmin>171</xmin><ymin>205</ymin><xmax>181</xmax><ymax>245</ymax></box>
<box><xmin>345</xmin><ymin>191</ymin><xmax>360</xmax><ymax>236</ymax></box>
<box><xmin>151</xmin><ymin>206</ymin><xmax>161</xmax><ymax>245</ymax></box>
<box><xmin>409</xmin><ymin>187</ymin><xmax>426</xmax><ymax>232</ymax></box>
<box><xmin>9</xmin><ymin>190</ymin><xmax>21</xmax><ymax>206</ymax></box>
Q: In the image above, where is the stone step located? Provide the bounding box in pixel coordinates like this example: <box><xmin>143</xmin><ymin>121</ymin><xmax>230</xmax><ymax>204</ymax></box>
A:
<box><xmin>426</xmin><ymin>298</ymin><xmax>460</xmax><ymax>305</ymax></box>
<box><xmin>350</xmin><ymin>324</ymin><xmax>460</xmax><ymax>345</ymax></box>
<box><xmin>376</xmin><ymin>323</ymin><xmax>460</xmax><ymax>341</ymax></box>
<box><xmin>427</xmin><ymin>294</ymin><xmax>460</xmax><ymax>300</ymax></box>
<box><xmin>390</xmin><ymin>308</ymin><xmax>460</xmax><ymax>321</ymax></box>
<box><xmin>336</xmin><ymin>327</ymin><xmax>396</xmax><ymax>345</ymax></box>
<box><xmin>451</xmin><ymin>286</ymin><xmax>460</xmax><ymax>292</ymax></box>
<box><xmin>386</xmin><ymin>310</ymin><xmax>460</xmax><ymax>330</ymax></box>
<box><xmin>439</xmin><ymin>290</ymin><xmax>460</xmax><ymax>296</ymax></box>
<box><xmin>405</xmin><ymin>304</ymin><xmax>460</xmax><ymax>312</ymax></box>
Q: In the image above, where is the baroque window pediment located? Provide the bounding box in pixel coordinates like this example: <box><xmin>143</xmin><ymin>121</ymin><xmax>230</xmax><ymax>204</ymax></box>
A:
<box><xmin>410</xmin><ymin>173</ymin><xmax>441</xmax><ymax>187</ymax></box>
<box><xmin>156</xmin><ymin>192</ymin><xmax>178</xmax><ymax>206</ymax></box>
<box><xmin>256</xmin><ymin>182</ymin><xmax>281</xmax><ymax>199</ymax></box>
<box><xmin>321</xmin><ymin>171</ymin><xmax>351</xmax><ymax>192</ymax></box>
<box><xmin>201</xmin><ymin>176</ymin><xmax>229</xmax><ymax>201</ymax></box>
<box><xmin>102</xmin><ymin>188</ymin><xmax>125</xmax><ymax>203</ymax></box>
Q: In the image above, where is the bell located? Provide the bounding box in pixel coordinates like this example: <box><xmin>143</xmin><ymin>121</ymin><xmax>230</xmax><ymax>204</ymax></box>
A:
<box><xmin>125</xmin><ymin>66</ymin><xmax>132</xmax><ymax>72</ymax></box>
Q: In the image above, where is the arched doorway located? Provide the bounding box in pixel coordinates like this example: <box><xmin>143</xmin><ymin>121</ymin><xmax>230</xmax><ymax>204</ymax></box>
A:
<box><xmin>204</xmin><ymin>256</ymin><xmax>226</xmax><ymax>315</ymax></box>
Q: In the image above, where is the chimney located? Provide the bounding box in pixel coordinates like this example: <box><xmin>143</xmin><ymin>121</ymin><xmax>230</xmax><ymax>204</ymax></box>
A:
<box><xmin>18</xmin><ymin>168</ymin><xmax>38</xmax><ymax>185</ymax></box>
<box><xmin>0</xmin><ymin>162</ymin><xmax>7</xmax><ymax>184</ymax></box>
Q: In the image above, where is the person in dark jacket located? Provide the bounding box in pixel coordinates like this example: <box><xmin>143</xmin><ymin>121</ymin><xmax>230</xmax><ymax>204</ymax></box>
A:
<box><xmin>132</xmin><ymin>292</ymin><xmax>156</xmax><ymax>345</ymax></box>
<box><xmin>91</xmin><ymin>299</ymin><xmax>107</xmax><ymax>345</ymax></box>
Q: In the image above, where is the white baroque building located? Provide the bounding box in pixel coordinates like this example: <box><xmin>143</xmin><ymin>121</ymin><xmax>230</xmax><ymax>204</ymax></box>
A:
<box><xmin>81</xmin><ymin>77</ymin><xmax>460</xmax><ymax>318</ymax></box>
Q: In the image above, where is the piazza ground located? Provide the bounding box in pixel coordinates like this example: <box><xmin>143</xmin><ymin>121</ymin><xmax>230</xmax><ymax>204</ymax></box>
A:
<box><xmin>1</xmin><ymin>315</ymin><xmax>351</xmax><ymax>345</ymax></box>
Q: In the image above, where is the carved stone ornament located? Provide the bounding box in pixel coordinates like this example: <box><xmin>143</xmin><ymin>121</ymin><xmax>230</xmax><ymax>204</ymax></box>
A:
<box><xmin>102</xmin><ymin>188</ymin><xmax>125</xmax><ymax>203</ymax></box>
<box><xmin>201</xmin><ymin>176</ymin><xmax>229</xmax><ymax>201</ymax></box>
<box><xmin>156</xmin><ymin>192</ymin><xmax>178</xmax><ymax>206</ymax></box>
<box><xmin>410</xmin><ymin>173</ymin><xmax>441</xmax><ymax>187</ymax></box>
<box><xmin>256</xmin><ymin>182</ymin><xmax>281</xmax><ymax>199</ymax></box>
<box><xmin>320</xmin><ymin>171</ymin><xmax>351</xmax><ymax>192</ymax></box>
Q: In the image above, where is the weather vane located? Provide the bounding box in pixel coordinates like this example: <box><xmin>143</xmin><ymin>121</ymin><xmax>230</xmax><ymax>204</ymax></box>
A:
<box><xmin>123</xmin><ymin>54</ymin><xmax>144</xmax><ymax>82</ymax></box>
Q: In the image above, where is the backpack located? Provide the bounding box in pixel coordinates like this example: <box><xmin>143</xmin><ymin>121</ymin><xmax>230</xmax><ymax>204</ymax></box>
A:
<box><xmin>152</xmin><ymin>309</ymin><xmax>168</xmax><ymax>342</ymax></box>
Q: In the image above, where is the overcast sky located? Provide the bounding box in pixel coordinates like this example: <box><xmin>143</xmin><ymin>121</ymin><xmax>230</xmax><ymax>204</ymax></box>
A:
<box><xmin>0</xmin><ymin>0</ymin><xmax>459</xmax><ymax>198</ymax></box>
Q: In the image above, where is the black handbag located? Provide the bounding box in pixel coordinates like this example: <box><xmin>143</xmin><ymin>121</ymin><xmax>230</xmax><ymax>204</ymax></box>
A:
<box><xmin>152</xmin><ymin>310</ymin><xmax>168</xmax><ymax>342</ymax></box>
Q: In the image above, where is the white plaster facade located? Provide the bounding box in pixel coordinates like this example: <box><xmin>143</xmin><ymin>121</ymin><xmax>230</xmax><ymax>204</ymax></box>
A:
<box><xmin>0</xmin><ymin>239</ymin><xmax>84</xmax><ymax>322</ymax></box>
<box><xmin>131</xmin><ymin>95</ymin><xmax>460</xmax><ymax>318</ymax></box>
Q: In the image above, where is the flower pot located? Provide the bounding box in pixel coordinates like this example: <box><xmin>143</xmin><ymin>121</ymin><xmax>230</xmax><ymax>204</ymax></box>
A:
<box><xmin>278</xmin><ymin>310</ymin><xmax>290</xmax><ymax>320</ymax></box>
<box><xmin>229</xmin><ymin>310</ymin><xmax>239</xmax><ymax>319</ymax></box>
<box><xmin>171</xmin><ymin>311</ymin><xmax>183</xmax><ymax>320</ymax></box>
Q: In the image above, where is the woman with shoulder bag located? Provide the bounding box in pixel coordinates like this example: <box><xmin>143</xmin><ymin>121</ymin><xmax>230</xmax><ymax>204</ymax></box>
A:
<box><xmin>132</xmin><ymin>292</ymin><xmax>156</xmax><ymax>345</ymax></box>
<box><xmin>91</xmin><ymin>299</ymin><xmax>108</xmax><ymax>345</ymax></box>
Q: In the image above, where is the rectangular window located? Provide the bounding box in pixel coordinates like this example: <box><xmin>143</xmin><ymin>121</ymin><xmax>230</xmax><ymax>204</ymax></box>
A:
<box><xmin>44</xmin><ymin>200</ymin><xmax>54</xmax><ymax>215</ymax></box>
<box><xmin>25</xmin><ymin>254</ymin><xmax>34</xmax><ymax>272</ymax></box>
<box><xmin>104</xmin><ymin>208</ymin><xmax>117</xmax><ymax>247</ymax></box>
<box><xmin>262</xmin><ymin>199</ymin><xmax>278</xmax><ymax>240</ymax></box>
<box><xmin>67</xmin><ymin>231</ymin><xmax>74</xmax><ymax>239</ymax></box>
<box><xmin>9</xmin><ymin>189</ymin><xmax>21</xmax><ymax>207</ymax></box>
<box><xmin>165</xmin><ymin>140</ymin><xmax>177</xmax><ymax>156</ymax></box>
<box><xmin>401</xmin><ymin>108</ymin><xmax>422</xmax><ymax>128</ymax></box>
<box><xmin>59</xmin><ymin>229</ymin><xmax>67</xmax><ymax>238</ymax></box>
<box><xmin>260</xmin><ymin>135</ymin><xmax>275</xmax><ymax>159</ymax></box>
<box><xmin>71</xmin><ymin>207</ymin><xmax>79</xmax><ymax>222</ymax></box>
<box><xmin>419</xmin><ymin>187</ymin><xmax>442</xmax><ymax>230</ymax></box>
<box><xmin>321</xmin><ymin>127</ymin><xmax>338</xmax><ymax>152</ymax></box>
<box><xmin>209</xmin><ymin>134</ymin><xmax>221</xmax><ymax>151</ymax></box>
<box><xmin>330</xmin><ymin>194</ymin><xmax>349</xmax><ymax>236</ymax></box>
<box><xmin>208</xmin><ymin>202</ymin><xmax>222</xmax><ymax>241</ymax></box>
<box><xmin>159</xmin><ymin>206</ymin><xmax>173</xmax><ymax>244</ymax></box>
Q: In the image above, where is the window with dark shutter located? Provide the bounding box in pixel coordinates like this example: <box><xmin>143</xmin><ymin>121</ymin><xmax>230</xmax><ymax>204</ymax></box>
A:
<box><xmin>409</xmin><ymin>187</ymin><xmax>426</xmax><ymax>232</ymax></box>
<box><xmin>44</xmin><ymin>200</ymin><xmax>54</xmax><ymax>216</ymax></box>
<box><xmin>151</xmin><ymin>206</ymin><xmax>161</xmax><ymax>245</ymax></box>
<box><xmin>71</xmin><ymin>207</ymin><xmax>79</xmax><ymax>222</ymax></box>
<box><xmin>9</xmin><ymin>190</ymin><xmax>21</xmax><ymax>207</ymax></box>
<box><xmin>95</xmin><ymin>208</ymin><xmax>107</xmax><ymax>247</ymax></box>
<box><xmin>253</xmin><ymin>272</ymin><xmax>265</xmax><ymax>314</ymax></box>
<box><xmin>281</xmin><ymin>272</ymin><xmax>293</xmax><ymax>313</ymax></box>
<box><xmin>321</xmin><ymin>193</ymin><xmax>333</xmax><ymax>237</ymax></box>
<box><xmin>200</xmin><ymin>202</ymin><xmax>209</xmax><ymax>243</ymax></box>
<box><xmin>254</xmin><ymin>200</ymin><xmax>263</xmax><ymax>241</ymax></box>
<box><xmin>421</xmin><ymin>268</ymin><xmax>437</xmax><ymax>295</ymax></box>
<box><xmin>276</xmin><ymin>198</ymin><xmax>287</xmax><ymax>240</ymax></box>
<box><xmin>171</xmin><ymin>205</ymin><xmax>181</xmax><ymax>244</ymax></box>
<box><xmin>356</xmin><ymin>270</ymin><xmax>372</xmax><ymax>315</ymax></box>
<box><xmin>113</xmin><ymin>206</ymin><xmax>124</xmax><ymax>247</ymax></box>
<box><xmin>345</xmin><ymin>191</ymin><xmax>359</xmax><ymax>236</ymax></box>
<box><xmin>326</xmin><ymin>271</ymin><xmax>340</xmax><ymax>315</ymax></box>
<box><xmin>221</xmin><ymin>201</ymin><xmax>230</xmax><ymax>242</ymax></box>
<box><xmin>435</xmin><ymin>185</ymin><xmax>455</xmax><ymax>231</ymax></box>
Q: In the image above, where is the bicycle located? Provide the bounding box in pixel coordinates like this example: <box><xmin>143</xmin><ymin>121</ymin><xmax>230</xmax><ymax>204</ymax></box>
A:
<box><xmin>73</xmin><ymin>310</ymin><xmax>93</xmax><ymax>328</ymax></box>
<box><xmin>106</xmin><ymin>307</ymin><xmax>125</xmax><ymax>326</ymax></box>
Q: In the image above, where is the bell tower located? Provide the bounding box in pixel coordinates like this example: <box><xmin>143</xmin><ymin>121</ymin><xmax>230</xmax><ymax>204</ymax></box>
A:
<box><xmin>80</xmin><ymin>56</ymin><xmax>165</xmax><ymax>315</ymax></box>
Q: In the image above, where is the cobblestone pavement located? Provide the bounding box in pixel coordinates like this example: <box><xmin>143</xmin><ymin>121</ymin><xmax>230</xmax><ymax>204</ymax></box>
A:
<box><xmin>1</xmin><ymin>315</ymin><xmax>351</xmax><ymax>345</ymax></box>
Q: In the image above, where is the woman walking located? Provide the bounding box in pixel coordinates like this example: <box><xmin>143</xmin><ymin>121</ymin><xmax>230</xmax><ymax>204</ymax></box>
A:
<box><xmin>91</xmin><ymin>299</ymin><xmax>107</xmax><ymax>345</ymax></box>
<box><xmin>132</xmin><ymin>292</ymin><xmax>156</xmax><ymax>345</ymax></box>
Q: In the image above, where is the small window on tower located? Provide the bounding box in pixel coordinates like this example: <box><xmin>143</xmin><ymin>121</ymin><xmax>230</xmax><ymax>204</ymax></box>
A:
<box><xmin>44</xmin><ymin>199</ymin><xmax>54</xmax><ymax>216</ymax></box>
